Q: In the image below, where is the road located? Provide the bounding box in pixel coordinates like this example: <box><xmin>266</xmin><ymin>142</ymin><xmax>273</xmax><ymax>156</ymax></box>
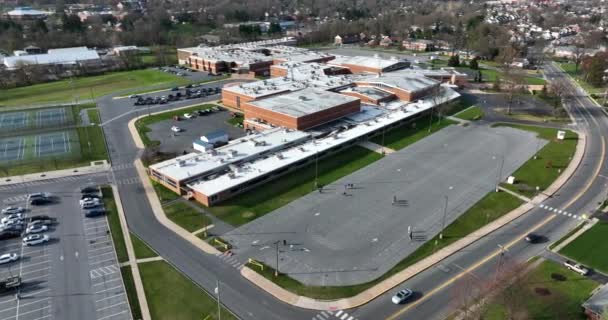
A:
<box><xmin>94</xmin><ymin>62</ymin><xmax>608</xmax><ymax>320</ymax></box>
<box><xmin>354</xmin><ymin>62</ymin><xmax>608</xmax><ymax>320</ymax></box>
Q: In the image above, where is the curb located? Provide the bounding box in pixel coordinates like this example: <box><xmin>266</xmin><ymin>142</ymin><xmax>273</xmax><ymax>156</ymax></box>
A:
<box><xmin>0</xmin><ymin>162</ymin><xmax>110</xmax><ymax>186</ymax></box>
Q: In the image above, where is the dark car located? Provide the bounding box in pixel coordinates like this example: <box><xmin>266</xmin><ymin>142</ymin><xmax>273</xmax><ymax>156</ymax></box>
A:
<box><xmin>185</xmin><ymin>84</ymin><xmax>193</xmax><ymax>89</ymax></box>
<box><xmin>175</xmin><ymin>92</ymin><xmax>182</xmax><ymax>98</ymax></box>
<box><xmin>0</xmin><ymin>231</ymin><xmax>20</xmax><ymax>240</ymax></box>
<box><xmin>171</xmin><ymin>87</ymin><xmax>179</xmax><ymax>91</ymax></box>
<box><xmin>85</xmin><ymin>208</ymin><xmax>106</xmax><ymax>218</ymax></box>
<box><xmin>80</xmin><ymin>186</ymin><xmax>98</xmax><ymax>194</ymax></box>
<box><xmin>29</xmin><ymin>215</ymin><xmax>56</xmax><ymax>222</ymax></box>
<box><xmin>215</xmin><ymin>87</ymin><xmax>221</xmax><ymax>94</ymax></box>
<box><xmin>29</xmin><ymin>198</ymin><xmax>51</xmax><ymax>206</ymax></box>
<box><xmin>525</xmin><ymin>233</ymin><xmax>542</xmax><ymax>243</ymax></box>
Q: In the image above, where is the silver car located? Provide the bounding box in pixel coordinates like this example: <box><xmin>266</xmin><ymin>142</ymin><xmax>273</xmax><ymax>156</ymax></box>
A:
<box><xmin>392</xmin><ymin>289</ymin><xmax>413</xmax><ymax>304</ymax></box>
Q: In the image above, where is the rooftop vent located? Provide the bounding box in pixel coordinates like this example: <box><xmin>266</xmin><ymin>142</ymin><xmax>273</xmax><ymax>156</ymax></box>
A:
<box><xmin>177</xmin><ymin>160</ymin><xmax>186</xmax><ymax>167</ymax></box>
<box><xmin>275</xmin><ymin>153</ymin><xmax>284</xmax><ymax>160</ymax></box>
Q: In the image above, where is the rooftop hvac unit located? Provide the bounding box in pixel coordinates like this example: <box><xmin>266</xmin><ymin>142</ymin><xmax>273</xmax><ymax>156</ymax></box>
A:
<box><xmin>275</xmin><ymin>154</ymin><xmax>284</xmax><ymax>160</ymax></box>
<box><xmin>217</xmin><ymin>158</ymin><xmax>225</xmax><ymax>163</ymax></box>
<box><xmin>227</xmin><ymin>149</ymin><xmax>238</xmax><ymax>158</ymax></box>
<box><xmin>298</xmin><ymin>147</ymin><xmax>306</xmax><ymax>152</ymax></box>
<box><xmin>333</xmin><ymin>134</ymin><xmax>340</xmax><ymax>140</ymax></box>
<box><xmin>207</xmin><ymin>149</ymin><xmax>218</xmax><ymax>156</ymax></box>
<box><xmin>177</xmin><ymin>160</ymin><xmax>186</xmax><ymax>167</ymax></box>
<box><xmin>228</xmin><ymin>172</ymin><xmax>236</xmax><ymax>179</ymax></box>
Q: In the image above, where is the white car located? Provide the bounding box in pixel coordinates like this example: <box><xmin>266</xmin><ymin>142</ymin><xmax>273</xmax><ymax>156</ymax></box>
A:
<box><xmin>171</xmin><ymin>126</ymin><xmax>182</xmax><ymax>133</ymax></box>
<box><xmin>23</xmin><ymin>234</ymin><xmax>49</xmax><ymax>246</ymax></box>
<box><xmin>0</xmin><ymin>253</ymin><xmax>18</xmax><ymax>264</ymax></box>
<box><xmin>391</xmin><ymin>289</ymin><xmax>414</xmax><ymax>304</ymax></box>
<box><xmin>1</xmin><ymin>214</ymin><xmax>23</xmax><ymax>224</ymax></box>
<box><xmin>79</xmin><ymin>198</ymin><xmax>100</xmax><ymax>207</ymax></box>
<box><xmin>1</xmin><ymin>207</ymin><xmax>24</xmax><ymax>215</ymax></box>
<box><xmin>26</xmin><ymin>224</ymin><xmax>48</xmax><ymax>234</ymax></box>
<box><xmin>183</xmin><ymin>113</ymin><xmax>194</xmax><ymax>119</ymax></box>
<box><xmin>564</xmin><ymin>260</ymin><xmax>589</xmax><ymax>276</ymax></box>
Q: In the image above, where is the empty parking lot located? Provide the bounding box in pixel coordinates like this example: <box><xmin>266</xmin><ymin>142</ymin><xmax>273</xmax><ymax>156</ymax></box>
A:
<box><xmin>224</xmin><ymin>124</ymin><xmax>547</xmax><ymax>286</ymax></box>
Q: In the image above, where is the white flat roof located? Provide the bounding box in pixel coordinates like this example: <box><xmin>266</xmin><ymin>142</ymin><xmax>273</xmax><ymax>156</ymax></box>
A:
<box><xmin>356</xmin><ymin>73</ymin><xmax>439</xmax><ymax>93</ymax></box>
<box><xmin>150</xmin><ymin>128</ymin><xmax>310</xmax><ymax>182</ymax></box>
<box><xmin>3</xmin><ymin>47</ymin><xmax>99</xmax><ymax>69</ymax></box>
<box><xmin>247</xmin><ymin>88</ymin><xmax>359</xmax><ymax>118</ymax></box>
<box><xmin>328</xmin><ymin>55</ymin><xmax>408</xmax><ymax>71</ymax></box>
<box><xmin>189</xmin><ymin>86</ymin><xmax>461</xmax><ymax>196</ymax></box>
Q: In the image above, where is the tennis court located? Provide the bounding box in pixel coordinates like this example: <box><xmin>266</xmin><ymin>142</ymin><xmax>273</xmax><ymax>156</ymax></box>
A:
<box><xmin>37</xmin><ymin>107</ymin><xmax>67</xmax><ymax>127</ymax></box>
<box><xmin>0</xmin><ymin>112</ymin><xmax>27</xmax><ymax>129</ymax></box>
<box><xmin>0</xmin><ymin>137</ymin><xmax>25</xmax><ymax>161</ymax></box>
<box><xmin>36</xmin><ymin>131</ymin><xmax>72</xmax><ymax>157</ymax></box>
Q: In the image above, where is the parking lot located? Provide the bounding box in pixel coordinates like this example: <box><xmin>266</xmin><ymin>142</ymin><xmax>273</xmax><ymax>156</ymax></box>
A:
<box><xmin>147</xmin><ymin>108</ymin><xmax>245</xmax><ymax>154</ymax></box>
<box><xmin>0</xmin><ymin>181</ymin><xmax>131</xmax><ymax>320</ymax></box>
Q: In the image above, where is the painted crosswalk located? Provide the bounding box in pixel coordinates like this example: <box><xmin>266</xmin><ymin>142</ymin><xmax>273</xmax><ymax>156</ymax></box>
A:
<box><xmin>538</xmin><ymin>203</ymin><xmax>587</xmax><ymax>220</ymax></box>
<box><xmin>312</xmin><ymin>310</ymin><xmax>358</xmax><ymax>320</ymax></box>
<box><xmin>214</xmin><ymin>252</ymin><xmax>245</xmax><ymax>270</ymax></box>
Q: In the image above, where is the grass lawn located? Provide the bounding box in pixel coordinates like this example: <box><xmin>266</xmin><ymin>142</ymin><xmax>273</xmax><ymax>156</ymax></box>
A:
<box><xmin>370</xmin><ymin>115</ymin><xmax>456</xmax><ymax>150</ymax></box>
<box><xmin>454</xmin><ymin>106</ymin><xmax>484</xmax><ymax>121</ymax></box>
<box><xmin>560</xmin><ymin>222</ymin><xmax>608</xmax><ymax>273</ymax></box>
<box><xmin>139</xmin><ymin>261</ymin><xmax>237</xmax><ymax>320</ymax></box>
<box><xmin>0</xmin><ymin>69</ymin><xmax>189</xmax><ymax>107</ymax></box>
<box><xmin>207</xmin><ymin>146</ymin><xmax>383</xmax><ymax>226</ymax></box>
<box><xmin>135</xmin><ymin>104</ymin><xmax>216</xmax><ymax>147</ymax></box>
<box><xmin>549</xmin><ymin>222</ymin><xmax>586</xmax><ymax>251</ymax></box>
<box><xmin>495</xmin><ymin>124</ymin><xmax>578</xmax><ymax>197</ymax></box>
<box><xmin>86</xmin><ymin>108</ymin><xmax>101</xmax><ymax>124</ymax></box>
<box><xmin>481</xmin><ymin>260</ymin><xmax>598</xmax><ymax>320</ymax></box>
<box><xmin>250</xmin><ymin>191</ymin><xmax>522</xmax><ymax>300</ymax></box>
<box><xmin>77</xmin><ymin>123</ymin><xmax>109</xmax><ymax>162</ymax></box>
<box><xmin>458</xmin><ymin>67</ymin><xmax>546</xmax><ymax>85</ymax></box>
<box><xmin>151</xmin><ymin>180</ymin><xmax>181</xmax><ymax>203</ymax></box>
<box><xmin>226</xmin><ymin>113</ymin><xmax>244</xmax><ymax>126</ymax></box>
<box><xmin>101</xmin><ymin>186</ymin><xmax>129</xmax><ymax>263</ymax></box>
<box><xmin>130</xmin><ymin>233</ymin><xmax>158</xmax><ymax>259</ymax></box>
<box><xmin>120</xmin><ymin>266</ymin><xmax>143</xmax><ymax>320</ymax></box>
<box><xmin>558</xmin><ymin>62</ymin><xmax>605</xmax><ymax>96</ymax></box>
<box><xmin>164</xmin><ymin>201</ymin><xmax>211</xmax><ymax>233</ymax></box>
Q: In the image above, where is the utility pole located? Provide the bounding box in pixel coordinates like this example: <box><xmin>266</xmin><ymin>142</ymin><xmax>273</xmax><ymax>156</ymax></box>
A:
<box><xmin>313</xmin><ymin>140</ymin><xmax>319</xmax><ymax>189</ymax></box>
<box><xmin>494</xmin><ymin>244</ymin><xmax>508</xmax><ymax>283</ymax></box>
<box><xmin>494</xmin><ymin>155</ymin><xmax>505</xmax><ymax>192</ymax></box>
<box><xmin>274</xmin><ymin>240</ymin><xmax>281</xmax><ymax>277</ymax></box>
<box><xmin>440</xmin><ymin>195</ymin><xmax>448</xmax><ymax>240</ymax></box>
<box><xmin>215</xmin><ymin>280</ymin><xmax>221</xmax><ymax>320</ymax></box>
<box><xmin>427</xmin><ymin>107</ymin><xmax>434</xmax><ymax>133</ymax></box>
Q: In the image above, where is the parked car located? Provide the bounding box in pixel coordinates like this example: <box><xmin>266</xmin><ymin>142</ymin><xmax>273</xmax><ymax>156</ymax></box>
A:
<box><xmin>80</xmin><ymin>186</ymin><xmax>98</xmax><ymax>194</ymax></box>
<box><xmin>80</xmin><ymin>194</ymin><xmax>101</xmax><ymax>200</ymax></box>
<box><xmin>392</xmin><ymin>289</ymin><xmax>414</xmax><ymax>304</ymax></box>
<box><xmin>27</xmin><ymin>192</ymin><xmax>51</xmax><ymax>200</ymax></box>
<box><xmin>129</xmin><ymin>94</ymin><xmax>140</xmax><ymax>99</ymax></box>
<box><xmin>28</xmin><ymin>215</ymin><xmax>56</xmax><ymax>223</ymax></box>
<box><xmin>26</xmin><ymin>224</ymin><xmax>48</xmax><ymax>234</ymax></box>
<box><xmin>0</xmin><ymin>231</ymin><xmax>20</xmax><ymax>240</ymax></box>
<box><xmin>22</xmin><ymin>234</ymin><xmax>49</xmax><ymax>246</ymax></box>
<box><xmin>1</xmin><ymin>207</ymin><xmax>24</xmax><ymax>215</ymax></box>
<box><xmin>160</xmin><ymin>99</ymin><xmax>168</xmax><ymax>104</ymax></box>
<box><xmin>171</xmin><ymin>87</ymin><xmax>179</xmax><ymax>91</ymax></box>
<box><xmin>2</xmin><ymin>219</ymin><xmax>24</xmax><ymax>229</ymax></box>
<box><xmin>171</xmin><ymin>126</ymin><xmax>182</xmax><ymax>133</ymax></box>
<box><xmin>30</xmin><ymin>198</ymin><xmax>51</xmax><ymax>206</ymax></box>
<box><xmin>85</xmin><ymin>208</ymin><xmax>106</xmax><ymax>218</ymax></box>
<box><xmin>1</xmin><ymin>214</ymin><xmax>23</xmax><ymax>224</ymax></box>
<box><xmin>80</xmin><ymin>199</ymin><xmax>100</xmax><ymax>209</ymax></box>
<box><xmin>183</xmin><ymin>113</ymin><xmax>194</xmax><ymax>119</ymax></box>
<box><xmin>27</xmin><ymin>220</ymin><xmax>51</xmax><ymax>229</ymax></box>
<box><xmin>525</xmin><ymin>233</ymin><xmax>542</xmax><ymax>243</ymax></box>
<box><xmin>564</xmin><ymin>260</ymin><xmax>589</xmax><ymax>276</ymax></box>
<box><xmin>0</xmin><ymin>253</ymin><xmax>18</xmax><ymax>265</ymax></box>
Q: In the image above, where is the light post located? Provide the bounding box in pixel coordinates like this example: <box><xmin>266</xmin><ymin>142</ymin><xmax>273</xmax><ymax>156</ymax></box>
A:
<box><xmin>439</xmin><ymin>195</ymin><xmax>448</xmax><ymax>240</ymax></box>
<box><xmin>493</xmin><ymin>155</ymin><xmax>505</xmax><ymax>192</ymax></box>
<box><xmin>313</xmin><ymin>140</ymin><xmax>319</xmax><ymax>190</ymax></box>
<box><xmin>274</xmin><ymin>240</ymin><xmax>282</xmax><ymax>277</ymax></box>
<box><xmin>494</xmin><ymin>244</ymin><xmax>508</xmax><ymax>283</ymax></box>
<box><xmin>215</xmin><ymin>280</ymin><xmax>221</xmax><ymax>320</ymax></box>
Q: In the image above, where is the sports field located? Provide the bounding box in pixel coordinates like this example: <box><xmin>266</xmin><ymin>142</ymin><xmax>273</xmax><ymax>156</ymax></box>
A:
<box><xmin>0</xmin><ymin>130</ymin><xmax>80</xmax><ymax>162</ymax></box>
<box><xmin>0</xmin><ymin>107</ymin><xmax>75</xmax><ymax>133</ymax></box>
<box><xmin>0</xmin><ymin>69</ymin><xmax>190</xmax><ymax>107</ymax></box>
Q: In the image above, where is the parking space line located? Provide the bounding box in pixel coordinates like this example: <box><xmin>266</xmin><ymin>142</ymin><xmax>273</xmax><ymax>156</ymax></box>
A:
<box><xmin>94</xmin><ymin>285</ymin><xmax>123</xmax><ymax>294</ymax></box>
<box><xmin>87</xmin><ymin>235</ymin><xmax>111</xmax><ymax>242</ymax></box>
<box><xmin>20</xmin><ymin>260</ymin><xmax>50</xmax><ymax>270</ymax></box>
<box><xmin>26</xmin><ymin>273</ymin><xmax>51</xmax><ymax>282</ymax></box>
<box><xmin>96</xmin><ymin>301</ymin><xmax>126</xmax><ymax>312</ymax></box>
<box><xmin>85</xmin><ymin>225</ymin><xmax>108</xmax><ymax>231</ymax></box>
<box><xmin>89</xmin><ymin>257</ymin><xmax>117</xmax><ymax>266</ymax></box>
<box><xmin>89</xmin><ymin>251</ymin><xmax>115</xmax><ymax>259</ymax></box>
<box><xmin>0</xmin><ymin>297</ymin><xmax>50</xmax><ymax>313</ymax></box>
<box><xmin>21</xmin><ymin>266</ymin><xmax>50</xmax><ymax>276</ymax></box>
<box><xmin>29</xmin><ymin>314</ymin><xmax>52</xmax><ymax>320</ymax></box>
<box><xmin>95</xmin><ymin>293</ymin><xmax>125</xmax><ymax>303</ymax></box>
<box><xmin>85</xmin><ymin>230</ymin><xmax>109</xmax><ymax>237</ymax></box>
<box><xmin>98</xmin><ymin>310</ymin><xmax>128</xmax><ymax>320</ymax></box>
<box><xmin>12</xmin><ymin>305</ymin><xmax>50</xmax><ymax>317</ymax></box>
<box><xmin>20</xmin><ymin>288</ymin><xmax>50</xmax><ymax>298</ymax></box>
<box><xmin>83</xmin><ymin>220</ymin><xmax>107</xmax><ymax>227</ymax></box>
<box><xmin>92</xmin><ymin>277</ymin><xmax>122</xmax><ymax>287</ymax></box>
<box><xmin>0</xmin><ymin>298</ymin><xmax>16</xmax><ymax>305</ymax></box>
<box><xmin>88</xmin><ymin>245</ymin><xmax>113</xmax><ymax>253</ymax></box>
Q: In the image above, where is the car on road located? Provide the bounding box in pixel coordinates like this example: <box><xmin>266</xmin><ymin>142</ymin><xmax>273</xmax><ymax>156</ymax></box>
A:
<box><xmin>80</xmin><ymin>186</ymin><xmax>98</xmax><ymax>194</ymax></box>
<box><xmin>26</xmin><ymin>224</ymin><xmax>48</xmax><ymax>234</ymax></box>
<box><xmin>171</xmin><ymin>126</ymin><xmax>182</xmax><ymax>133</ymax></box>
<box><xmin>525</xmin><ymin>233</ymin><xmax>542</xmax><ymax>243</ymax></box>
<box><xmin>22</xmin><ymin>234</ymin><xmax>49</xmax><ymax>246</ymax></box>
<box><xmin>1</xmin><ymin>214</ymin><xmax>23</xmax><ymax>224</ymax></box>
<box><xmin>183</xmin><ymin>113</ymin><xmax>194</xmax><ymax>119</ymax></box>
<box><xmin>564</xmin><ymin>260</ymin><xmax>589</xmax><ymax>276</ymax></box>
<box><xmin>1</xmin><ymin>207</ymin><xmax>24</xmax><ymax>215</ymax></box>
<box><xmin>392</xmin><ymin>289</ymin><xmax>414</xmax><ymax>304</ymax></box>
<box><xmin>85</xmin><ymin>208</ymin><xmax>106</xmax><ymax>218</ymax></box>
<box><xmin>0</xmin><ymin>253</ymin><xmax>18</xmax><ymax>264</ymax></box>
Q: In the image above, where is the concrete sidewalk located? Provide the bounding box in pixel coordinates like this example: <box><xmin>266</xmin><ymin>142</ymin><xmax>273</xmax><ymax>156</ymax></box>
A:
<box><xmin>358</xmin><ymin>140</ymin><xmax>395</xmax><ymax>154</ymax></box>
<box><xmin>0</xmin><ymin>161</ymin><xmax>110</xmax><ymax>186</ymax></box>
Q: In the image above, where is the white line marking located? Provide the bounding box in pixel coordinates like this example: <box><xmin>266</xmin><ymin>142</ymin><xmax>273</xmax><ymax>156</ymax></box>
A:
<box><xmin>95</xmin><ymin>293</ymin><xmax>125</xmax><ymax>303</ymax></box>
<box><xmin>97</xmin><ymin>310</ymin><xmax>128</xmax><ymax>320</ymax></box>
<box><xmin>96</xmin><ymin>301</ymin><xmax>126</xmax><ymax>312</ymax></box>
<box><xmin>94</xmin><ymin>285</ymin><xmax>123</xmax><ymax>294</ymax></box>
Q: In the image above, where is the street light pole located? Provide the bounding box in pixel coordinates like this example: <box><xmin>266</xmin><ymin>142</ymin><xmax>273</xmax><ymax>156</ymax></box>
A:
<box><xmin>495</xmin><ymin>155</ymin><xmax>505</xmax><ymax>192</ymax></box>
<box><xmin>494</xmin><ymin>244</ymin><xmax>508</xmax><ymax>283</ymax></box>
<box><xmin>215</xmin><ymin>280</ymin><xmax>221</xmax><ymax>320</ymax></box>
<box><xmin>274</xmin><ymin>240</ymin><xmax>280</xmax><ymax>277</ymax></box>
<box><xmin>440</xmin><ymin>195</ymin><xmax>448</xmax><ymax>240</ymax></box>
